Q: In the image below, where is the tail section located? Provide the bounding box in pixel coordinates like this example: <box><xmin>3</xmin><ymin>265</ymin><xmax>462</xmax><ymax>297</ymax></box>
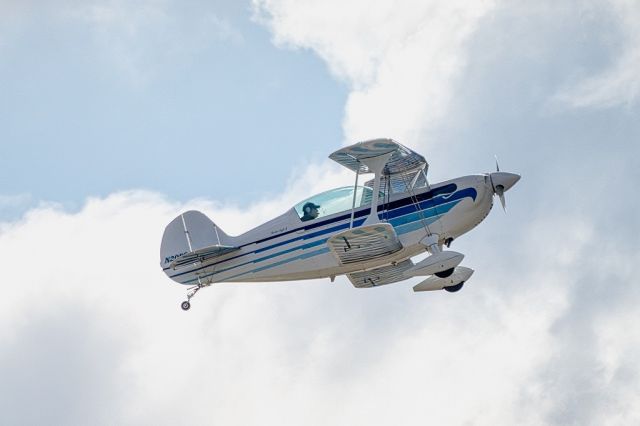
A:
<box><xmin>160</xmin><ymin>210</ymin><xmax>233</xmax><ymax>269</ymax></box>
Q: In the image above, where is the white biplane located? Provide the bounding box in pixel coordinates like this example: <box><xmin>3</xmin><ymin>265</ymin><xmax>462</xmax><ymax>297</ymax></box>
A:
<box><xmin>160</xmin><ymin>139</ymin><xmax>520</xmax><ymax>310</ymax></box>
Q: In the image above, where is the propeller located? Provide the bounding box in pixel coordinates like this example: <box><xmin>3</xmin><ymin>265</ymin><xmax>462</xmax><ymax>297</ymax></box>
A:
<box><xmin>493</xmin><ymin>156</ymin><xmax>506</xmax><ymax>211</ymax></box>
<box><xmin>489</xmin><ymin>156</ymin><xmax>520</xmax><ymax>213</ymax></box>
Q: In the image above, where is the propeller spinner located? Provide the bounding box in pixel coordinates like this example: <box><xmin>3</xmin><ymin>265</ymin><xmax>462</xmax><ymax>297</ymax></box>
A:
<box><xmin>488</xmin><ymin>157</ymin><xmax>520</xmax><ymax>212</ymax></box>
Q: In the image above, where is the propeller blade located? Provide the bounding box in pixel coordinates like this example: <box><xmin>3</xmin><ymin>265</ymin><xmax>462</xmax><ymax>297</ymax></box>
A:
<box><xmin>489</xmin><ymin>157</ymin><xmax>518</xmax><ymax>213</ymax></box>
<box><xmin>494</xmin><ymin>184</ymin><xmax>506</xmax><ymax>212</ymax></box>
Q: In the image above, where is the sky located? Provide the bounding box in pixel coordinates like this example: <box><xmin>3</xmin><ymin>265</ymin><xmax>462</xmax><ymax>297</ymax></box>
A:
<box><xmin>1</xmin><ymin>0</ymin><xmax>639</xmax><ymax>425</ymax></box>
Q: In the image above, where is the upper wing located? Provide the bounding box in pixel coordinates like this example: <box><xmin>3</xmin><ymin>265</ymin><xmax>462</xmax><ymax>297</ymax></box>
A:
<box><xmin>327</xmin><ymin>223</ymin><xmax>402</xmax><ymax>265</ymax></box>
<box><xmin>329</xmin><ymin>138</ymin><xmax>428</xmax><ymax>176</ymax></box>
<box><xmin>169</xmin><ymin>244</ymin><xmax>239</xmax><ymax>270</ymax></box>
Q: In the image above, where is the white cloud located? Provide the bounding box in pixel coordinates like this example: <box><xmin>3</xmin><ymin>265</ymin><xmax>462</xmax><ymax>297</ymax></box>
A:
<box><xmin>255</xmin><ymin>0</ymin><xmax>640</xmax><ymax>141</ymax></box>
<box><xmin>2</xmin><ymin>1</ymin><xmax>640</xmax><ymax>424</ymax></box>
<box><xmin>0</xmin><ymin>194</ymin><xmax>35</xmax><ymax>225</ymax></box>
<box><xmin>1</xmin><ymin>175</ymin><xmax>639</xmax><ymax>424</ymax></box>
<box><xmin>253</xmin><ymin>0</ymin><xmax>497</xmax><ymax>144</ymax></box>
<box><xmin>555</xmin><ymin>0</ymin><xmax>640</xmax><ymax>108</ymax></box>
<box><xmin>249</xmin><ymin>1</ymin><xmax>640</xmax><ymax>423</ymax></box>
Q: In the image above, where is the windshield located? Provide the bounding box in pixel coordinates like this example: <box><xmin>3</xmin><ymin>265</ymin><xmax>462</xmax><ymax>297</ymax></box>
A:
<box><xmin>365</xmin><ymin>169</ymin><xmax>428</xmax><ymax>196</ymax></box>
<box><xmin>295</xmin><ymin>186</ymin><xmax>374</xmax><ymax>222</ymax></box>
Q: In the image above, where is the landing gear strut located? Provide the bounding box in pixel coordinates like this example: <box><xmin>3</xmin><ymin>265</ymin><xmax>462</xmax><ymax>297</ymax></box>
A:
<box><xmin>180</xmin><ymin>282</ymin><xmax>210</xmax><ymax>311</ymax></box>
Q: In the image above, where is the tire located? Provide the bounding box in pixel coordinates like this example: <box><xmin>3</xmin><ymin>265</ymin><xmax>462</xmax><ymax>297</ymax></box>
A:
<box><xmin>444</xmin><ymin>282</ymin><xmax>464</xmax><ymax>293</ymax></box>
<box><xmin>181</xmin><ymin>301</ymin><xmax>191</xmax><ymax>311</ymax></box>
<box><xmin>435</xmin><ymin>267</ymin><xmax>455</xmax><ymax>278</ymax></box>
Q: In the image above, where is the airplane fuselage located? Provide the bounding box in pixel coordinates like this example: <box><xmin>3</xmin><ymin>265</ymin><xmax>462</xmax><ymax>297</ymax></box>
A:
<box><xmin>162</xmin><ymin>174</ymin><xmax>495</xmax><ymax>286</ymax></box>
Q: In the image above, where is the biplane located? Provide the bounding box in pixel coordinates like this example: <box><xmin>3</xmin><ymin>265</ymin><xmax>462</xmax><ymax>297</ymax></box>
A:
<box><xmin>160</xmin><ymin>139</ymin><xmax>520</xmax><ymax>310</ymax></box>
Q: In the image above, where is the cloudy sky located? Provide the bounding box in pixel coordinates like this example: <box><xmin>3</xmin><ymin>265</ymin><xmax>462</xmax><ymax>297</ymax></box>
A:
<box><xmin>1</xmin><ymin>0</ymin><xmax>639</xmax><ymax>424</ymax></box>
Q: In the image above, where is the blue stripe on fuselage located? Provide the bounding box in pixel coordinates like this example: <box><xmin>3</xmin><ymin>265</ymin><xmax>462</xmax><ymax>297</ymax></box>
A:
<box><xmin>164</xmin><ymin>183</ymin><xmax>462</xmax><ymax>271</ymax></box>
<box><xmin>170</xmin><ymin>187</ymin><xmax>477</xmax><ymax>284</ymax></box>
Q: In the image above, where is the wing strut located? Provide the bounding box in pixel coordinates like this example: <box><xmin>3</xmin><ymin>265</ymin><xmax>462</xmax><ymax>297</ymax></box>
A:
<box><xmin>349</xmin><ymin>166</ymin><xmax>360</xmax><ymax>229</ymax></box>
<box><xmin>360</xmin><ymin>152</ymin><xmax>393</xmax><ymax>226</ymax></box>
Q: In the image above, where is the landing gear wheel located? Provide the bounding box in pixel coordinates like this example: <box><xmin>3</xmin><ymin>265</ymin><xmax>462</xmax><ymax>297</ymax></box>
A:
<box><xmin>180</xmin><ymin>281</ymin><xmax>211</xmax><ymax>311</ymax></box>
<box><xmin>444</xmin><ymin>282</ymin><xmax>464</xmax><ymax>293</ymax></box>
<box><xmin>435</xmin><ymin>267</ymin><xmax>455</xmax><ymax>278</ymax></box>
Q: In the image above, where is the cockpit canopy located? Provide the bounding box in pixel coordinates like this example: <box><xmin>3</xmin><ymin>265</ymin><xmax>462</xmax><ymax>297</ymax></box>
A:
<box><xmin>295</xmin><ymin>186</ymin><xmax>373</xmax><ymax>222</ymax></box>
<box><xmin>294</xmin><ymin>168</ymin><xmax>428</xmax><ymax>222</ymax></box>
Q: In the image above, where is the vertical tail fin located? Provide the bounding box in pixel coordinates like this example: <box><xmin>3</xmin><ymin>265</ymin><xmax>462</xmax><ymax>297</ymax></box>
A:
<box><xmin>160</xmin><ymin>210</ymin><xmax>232</xmax><ymax>268</ymax></box>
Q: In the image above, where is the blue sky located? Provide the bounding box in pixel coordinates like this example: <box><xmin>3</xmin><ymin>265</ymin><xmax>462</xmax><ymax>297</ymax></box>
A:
<box><xmin>1</xmin><ymin>0</ymin><xmax>346</xmax><ymax>213</ymax></box>
<box><xmin>1</xmin><ymin>1</ymin><xmax>639</xmax><ymax>425</ymax></box>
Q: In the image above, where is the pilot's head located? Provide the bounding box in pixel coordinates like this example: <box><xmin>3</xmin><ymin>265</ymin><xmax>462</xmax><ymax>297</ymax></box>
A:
<box><xmin>302</xmin><ymin>202</ymin><xmax>320</xmax><ymax>219</ymax></box>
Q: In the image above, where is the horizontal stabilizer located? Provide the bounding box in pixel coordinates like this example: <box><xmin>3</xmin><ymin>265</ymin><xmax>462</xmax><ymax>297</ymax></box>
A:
<box><xmin>413</xmin><ymin>267</ymin><xmax>474</xmax><ymax>292</ymax></box>
<box><xmin>328</xmin><ymin>223</ymin><xmax>402</xmax><ymax>265</ymax></box>
<box><xmin>348</xmin><ymin>259</ymin><xmax>414</xmax><ymax>288</ymax></box>
<box><xmin>169</xmin><ymin>245</ymin><xmax>239</xmax><ymax>270</ymax></box>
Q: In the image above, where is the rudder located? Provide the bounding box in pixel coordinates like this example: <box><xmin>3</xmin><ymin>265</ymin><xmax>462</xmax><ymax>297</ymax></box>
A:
<box><xmin>160</xmin><ymin>210</ymin><xmax>232</xmax><ymax>268</ymax></box>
